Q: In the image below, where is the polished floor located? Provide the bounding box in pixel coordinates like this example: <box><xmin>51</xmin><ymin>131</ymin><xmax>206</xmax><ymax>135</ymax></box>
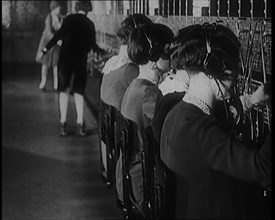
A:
<box><xmin>2</xmin><ymin>63</ymin><xmax>122</xmax><ymax>220</ymax></box>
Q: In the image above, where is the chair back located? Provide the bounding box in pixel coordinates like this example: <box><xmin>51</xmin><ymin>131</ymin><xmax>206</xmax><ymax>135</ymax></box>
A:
<box><xmin>143</xmin><ymin>126</ymin><xmax>173</xmax><ymax>219</ymax></box>
<box><xmin>99</xmin><ymin>100</ymin><xmax>117</xmax><ymax>187</ymax></box>
<box><xmin>117</xmin><ymin>113</ymin><xmax>143</xmax><ymax>219</ymax></box>
<box><xmin>142</xmin><ymin>126</ymin><xmax>159</xmax><ymax>219</ymax></box>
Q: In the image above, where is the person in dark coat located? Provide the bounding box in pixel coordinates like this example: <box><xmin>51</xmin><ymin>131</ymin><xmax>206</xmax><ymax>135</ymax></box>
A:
<box><xmin>160</xmin><ymin>23</ymin><xmax>271</xmax><ymax>219</ymax></box>
<box><xmin>38</xmin><ymin>0</ymin><xmax>104</xmax><ymax>136</ymax></box>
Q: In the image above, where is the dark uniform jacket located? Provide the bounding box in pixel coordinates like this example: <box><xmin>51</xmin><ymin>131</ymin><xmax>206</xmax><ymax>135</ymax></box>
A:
<box><xmin>160</xmin><ymin>101</ymin><xmax>271</xmax><ymax>219</ymax></box>
<box><xmin>45</xmin><ymin>13</ymin><xmax>102</xmax><ymax>95</ymax></box>
<box><xmin>152</xmin><ymin>91</ymin><xmax>186</xmax><ymax>145</ymax></box>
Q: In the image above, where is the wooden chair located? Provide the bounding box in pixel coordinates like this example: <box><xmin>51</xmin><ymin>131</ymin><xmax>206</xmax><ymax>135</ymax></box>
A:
<box><xmin>115</xmin><ymin>110</ymin><xmax>170</xmax><ymax>219</ymax></box>
<box><xmin>143</xmin><ymin>126</ymin><xmax>174</xmax><ymax>219</ymax></box>
<box><xmin>115</xmin><ymin>111</ymin><xmax>144</xmax><ymax>219</ymax></box>
<box><xmin>141</xmin><ymin>126</ymin><xmax>156</xmax><ymax>219</ymax></box>
<box><xmin>98</xmin><ymin>100</ymin><xmax>117</xmax><ymax>188</ymax></box>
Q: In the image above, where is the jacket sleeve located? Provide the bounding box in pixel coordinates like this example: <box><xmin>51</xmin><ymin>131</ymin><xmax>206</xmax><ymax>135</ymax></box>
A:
<box><xmin>88</xmin><ymin>21</ymin><xmax>104</xmax><ymax>54</ymax></box>
<box><xmin>45</xmin><ymin>15</ymin><xmax>69</xmax><ymax>51</ymax></box>
<box><xmin>197</xmin><ymin>115</ymin><xmax>271</xmax><ymax>187</ymax></box>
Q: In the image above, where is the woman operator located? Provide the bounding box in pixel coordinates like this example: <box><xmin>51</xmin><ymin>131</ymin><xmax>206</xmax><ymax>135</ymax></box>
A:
<box><xmin>160</xmin><ymin>23</ymin><xmax>271</xmax><ymax>219</ymax></box>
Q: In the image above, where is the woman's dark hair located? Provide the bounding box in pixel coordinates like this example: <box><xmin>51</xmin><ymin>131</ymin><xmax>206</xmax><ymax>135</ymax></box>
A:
<box><xmin>75</xmin><ymin>0</ymin><xmax>92</xmax><ymax>13</ymax></box>
<box><xmin>50</xmin><ymin>0</ymin><xmax>61</xmax><ymax>11</ymax></box>
<box><xmin>170</xmin><ymin>24</ymin><xmax>202</xmax><ymax>69</ymax></box>
<box><xmin>171</xmin><ymin>25</ymin><xmax>202</xmax><ymax>49</ymax></box>
<box><xmin>172</xmin><ymin>24</ymin><xmax>241</xmax><ymax>80</ymax></box>
<box><xmin>117</xmin><ymin>14</ymin><xmax>153</xmax><ymax>45</ymax></box>
<box><xmin>128</xmin><ymin>23</ymin><xmax>174</xmax><ymax>65</ymax></box>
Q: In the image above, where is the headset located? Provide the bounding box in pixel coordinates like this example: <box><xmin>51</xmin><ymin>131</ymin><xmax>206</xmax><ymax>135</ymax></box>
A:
<box><xmin>132</xmin><ymin>16</ymin><xmax>138</xmax><ymax>28</ymax></box>
<box><xmin>202</xmin><ymin>22</ymin><xmax>228</xmax><ymax>79</ymax></box>
<box><xmin>143</xmin><ymin>32</ymin><xmax>153</xmax><ymax>60</ymax></box>
<box><xmin>202</xmin><ymin>22</ymin><xmax>241</xmax><ymax>124</ymax></box>
<box><xmin>132</xmin><ymin>16</ymin><xmax>159</xmax><ymax>62</ymax></box>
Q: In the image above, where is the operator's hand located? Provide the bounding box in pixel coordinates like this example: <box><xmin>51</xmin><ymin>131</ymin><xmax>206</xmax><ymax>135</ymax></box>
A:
<box><xmin>57</xmin><ymin>40</ymin><xmax>62</xmax><ymax>46</ymax></box>
<box><xmin>250</xmin><ymin>82</ymin><xmax>271</xmax><ymax>105</ymax></box>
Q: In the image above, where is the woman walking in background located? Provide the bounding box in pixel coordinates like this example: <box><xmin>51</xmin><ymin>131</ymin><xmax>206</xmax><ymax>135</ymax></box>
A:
<box><xmin>36</xmin><ymin>0</ymin><xmax>63</xmax><ymax>91</ymax></box>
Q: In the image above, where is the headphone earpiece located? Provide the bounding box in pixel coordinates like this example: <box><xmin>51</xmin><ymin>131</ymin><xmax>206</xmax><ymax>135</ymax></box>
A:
<box><xmin>132</xmin><ymin>16</ymin><xmax>137</xmax><ymax>28</ymax></box>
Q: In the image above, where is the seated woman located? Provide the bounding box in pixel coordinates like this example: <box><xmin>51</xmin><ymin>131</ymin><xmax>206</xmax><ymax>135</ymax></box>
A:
<box><xmin>99</xmin><ymin>14</ymin><xmax>153</xmax><ymax>189</ymax></box>
<box><xmin>100</xmin><ymin>14</ymin><xmax>153</xmax><ymax>111</ymax></box>
<box><xmin>160</xmin><ymin>23</ymin><xmax>271</xmax><ymax>219</ymax></box>
<box><xmin>120</xmin><ymin>23</ymin><xmax>174</xmax><ymax>217</ymax></box>
<box><xmin>153</xmin><ymin>25</ymin><xmax>271</xmax><ymax>145</ymax></box>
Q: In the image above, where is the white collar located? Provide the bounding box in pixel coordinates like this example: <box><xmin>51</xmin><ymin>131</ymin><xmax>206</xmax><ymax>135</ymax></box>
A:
<box><xmin>118</xmin><ymin>45</ymin><xmax>128</xmax><ymax>58</ymax></box>
<box><xmin>77</xmin><ymin>10</ymin><xmax>86</xmax><ymax>15</ymax></box>
<box><xmin>102</xmin><ymin>45</ymin><xmax>132</xmax><ymax>74</ymax></box>
<box><xmin>183</xmin><ymin>93</ymin><xmax>212</xmax><ymax>115</ymax></box>
<box><xmin>137</xmin><ymin>65</ymin><xmax>158</xmax><ymax>85</ymax></box>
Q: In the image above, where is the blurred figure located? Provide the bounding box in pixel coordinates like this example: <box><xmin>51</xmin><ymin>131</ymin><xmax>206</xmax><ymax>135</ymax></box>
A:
<box><xmin>36</xmin><ymin>0</ymin><xmax>63</xmax><ymax>90</ymax></box>
<box><xmin>38</xmin><ymin>0</ymin><xmax>104</xmax><ymax>136</ymax></box>
<box><xmin>120</xmin><ymin>23</ymin><xmax>174</xmax><ymax>217</ymax></box>
<box><xmin>160</xmin><ymin>23</ymin><xmax>271</xmax><ymax>219</ymax></box>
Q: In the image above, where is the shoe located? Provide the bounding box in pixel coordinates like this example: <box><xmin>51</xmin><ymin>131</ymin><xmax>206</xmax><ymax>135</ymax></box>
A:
<box><xmin>77</xmin><ymin>123</ymin><xmax>87</xmax><ymax>136</ymax></box>
<box><xmin>39</xmin><ymin>87</ymin><xmax>46</xmax><ymax>92</ymax></box>
<box><xmin>116</xmin><ymin>199</ymin><xmax>125</xmax><ymax>211</ymax></box>
<box><xmin>101</xmin><ymin>170</ymin><xmax>111</xmax><ymax>186</ymax></box>
<box><xmin>60</xmin><ymin>122</ymin><xmax>68</xmax><ymax>136</ymax></box>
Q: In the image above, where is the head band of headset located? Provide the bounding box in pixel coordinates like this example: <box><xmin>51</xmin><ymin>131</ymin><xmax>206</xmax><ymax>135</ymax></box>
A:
<box><xmin>132</xmin><ymin>16</ymin><xmax>137</xmax><ymax>28</ymax></box>
<box><xmin>202</xmin><ymin>22</ymin><xmax>233</xmax><ymax>122</ymax></box>
<box><xmin>143</xmin><ymin>31</ymin><xmax>153</xmax><ymax>58</ymax></box>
